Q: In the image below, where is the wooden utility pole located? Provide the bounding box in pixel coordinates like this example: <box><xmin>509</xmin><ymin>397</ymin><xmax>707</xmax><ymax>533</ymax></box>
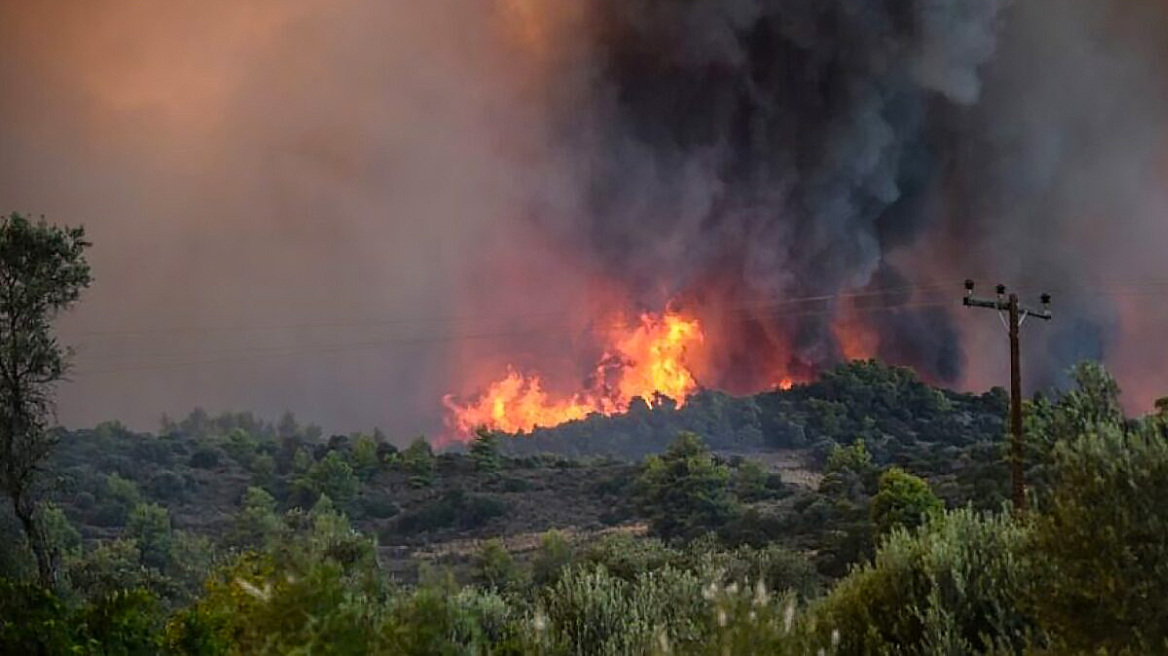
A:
<box><xmin>963</xmin><ymin>281</ymin><xmax>1052</xmax><ymax>512</ymax></box>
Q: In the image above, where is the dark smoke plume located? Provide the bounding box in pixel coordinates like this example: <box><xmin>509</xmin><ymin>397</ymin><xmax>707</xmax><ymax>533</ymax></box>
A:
<box><xmin>530</xmin><ymin>0</ymin><xmax>1168</xmax><ymax>397</ymax></box>
<box><xmin>0</xmin><ymin>0</ymin><xmax>1166</xmax><ymax>436</ymax></box>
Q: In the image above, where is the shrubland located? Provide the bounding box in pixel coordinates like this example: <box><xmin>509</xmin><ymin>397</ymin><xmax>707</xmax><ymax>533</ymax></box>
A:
<box><xmin>2</xmin><ymin>362</ymin><xmax>1166</xmax><ymax>654</ymax></box>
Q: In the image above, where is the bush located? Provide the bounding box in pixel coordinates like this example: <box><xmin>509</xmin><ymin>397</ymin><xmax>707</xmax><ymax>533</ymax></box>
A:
<box><xmin>540</xmin><ymin>563</ymin><xmax>710</xmax><ymax>654</ymax></box>
<box><xmin>473</xmin><ymin>539</ymin><xmax>522</xmax><ymax>592</ymax></box>
<box><xmin>808</xmin><ymin>508</ymin><xmax>1037</xmax><ymax>654</ymax></box>
<box><xmin>582</xmin><ymin>532</ymin><xmax>675</xmax><ymax>582</ymax></box>
<box><xmin>469</xmin><ymin>429</ymin><xmax>503</xmax><ymax>473</ymax></box>
<box><xmin>1030</xmin><ymin>427</ymin><xmax>1168</xmax><ymax>652</ymax></box>
<box><xmin>533</xmin><ymin>530</ymin><xmax>574</xmax><ymax>587</ymax></box>
<box><xmin>401</xmin><ymin>438</ymin><xmax>436</xmax><ymax>488</ymax></box>
<box><xmin>188</xmin><ymin>447</ymin><xmax>220</xmax><ymax>469</ymax></box>
<box><xmin>637</xmin><ymin>433</ymin><xmax>740</xmax><ymax>539</ymax></box>
<box><xmin>79</xmin><ymin>588</ymin><xmax>165</xmax><ymax>654</ymax></box>
<box><xmin>105</xmin><ymin>472</ymin><xmax>142</xmax><ymax>508</ymax></box>
<box><xmin>497</xmin><ymin>476</ymin><xmax>534</xmax><ymax>493</ymax></box>
<box><xmin>383</xmin><ymin>573</ymin><xmax>516</xmax><ymax>653</ymax></box>
<box><xmin>124</xmin><ymin>503</ymin><xmax>173</xmax><ymax>571</ymax></box>
<box><xmin>0</xmin><ymin>578</ymin><xmax>78</xmax><ymax>653</ymax></box>
<box><xmin>732</xmin><ymin>459</ymin><xmax>772</xmax><ymax>502</ymax></box>
<box><xmin>395</xmin><ymin>490</ymin><xmax>509</xmax><ymax>535</ymax></box>
<box><xmin>870</xmin><ymin>467</ymin><xmax>943</xmax><ymax>539</ymax></box>
<box><xmin>91</xmin><ymin>501</ymin><xmax>130</xmax><ymax>528</ymax></box>
<box><xmin>307</xmin><ymin>451</ymin><xmax>359</xmax><ymax>507</ymax></box>
<box><xmin>542</xmin><ymin>564</ymin><xmax>653</xmax><ymax>654</ymax></box>
<box><xmin>358</xmin><ymin>491</ymin><xmax>400</xmax><ymax>520</ymax></box>
<box><xmin>146</xmin><ymin>471</ymin><xmax>187</xmax><ymax>503</ymax></box>
<box><xmin>689</xmin><ymin>543</ymin><xmax>822</xmax><ymax>601</ymax></box>
<box><xmin>69</xmin><ymin>539</ymin><xmax>158</xmax><ymax>601</ymax></box>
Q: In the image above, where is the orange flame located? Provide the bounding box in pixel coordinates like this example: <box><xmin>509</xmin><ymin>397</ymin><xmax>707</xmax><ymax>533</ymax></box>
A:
<box><xmin>610</xmin><ymin>311</ymin><xmax>704</xmax><ymax>404</ymax></box>
<box><xmin>444</xmin><ymin>310</ymin><xmax>704</xmax><ymax>439</ymax></box>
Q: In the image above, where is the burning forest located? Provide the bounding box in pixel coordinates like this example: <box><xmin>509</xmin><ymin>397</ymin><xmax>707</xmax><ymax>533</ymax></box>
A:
<box><xmin>5</xmin><ymin>1</ymin><xmax>1168</xmax><ymax>653</ymax></box>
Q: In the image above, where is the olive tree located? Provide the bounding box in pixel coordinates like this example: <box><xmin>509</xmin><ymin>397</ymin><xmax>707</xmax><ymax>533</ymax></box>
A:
<box><xmin>0</xmin><ymin>213</ymin><xmax>91</xmax><ymax>586</ymax></box>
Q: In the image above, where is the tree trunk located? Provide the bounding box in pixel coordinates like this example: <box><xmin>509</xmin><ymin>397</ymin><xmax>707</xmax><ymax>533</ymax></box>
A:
<box><xmin>13</xmin><ymin>497</ymin><xmax>55</xmax><ymax>588</ymax></box>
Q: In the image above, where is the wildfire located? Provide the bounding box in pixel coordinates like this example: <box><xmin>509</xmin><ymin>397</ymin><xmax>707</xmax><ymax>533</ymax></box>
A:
<box><xmin>443</xmin><ymin>311</ymin><xmax>704</xmax><ymax>440</ymax></box>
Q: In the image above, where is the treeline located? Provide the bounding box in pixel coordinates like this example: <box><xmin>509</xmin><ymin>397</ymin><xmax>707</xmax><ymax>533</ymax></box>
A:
<box><xmin>504</xmin><ymin>360</ymin><xmax>1008</xmax><ymax>467</ymax></box>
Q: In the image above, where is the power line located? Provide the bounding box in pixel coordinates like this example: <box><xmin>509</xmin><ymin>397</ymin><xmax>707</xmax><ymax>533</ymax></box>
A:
<box><xmin>58</xmin><ymin>279</ymin><xmax>969</xmax><ymax>340</ymax></box>
<box><xmin>71</xmin><ymin>296</ymin><xmax>959</xmax><ymax>377</ymax></box>
<box><xmin>67</xmin><ymin>276</ymin><xmax>1168</xmax><ymax>378</ymax></box>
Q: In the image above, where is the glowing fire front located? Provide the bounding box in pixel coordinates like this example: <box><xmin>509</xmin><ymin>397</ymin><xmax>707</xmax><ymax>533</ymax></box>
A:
<box><xmin>443</xmin><ymin>312</ymin><xmax>704</xmax><ymax>439</ymax></box>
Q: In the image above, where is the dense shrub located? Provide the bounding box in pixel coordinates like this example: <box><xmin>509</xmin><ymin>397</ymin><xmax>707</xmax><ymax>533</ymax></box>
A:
<box><xmin>808</xmin><ymin>508</ymin><xmax>1038</xmax><ymax>654</ymax></box>
<box><xmin>401</xmin><ymin>438</ymin><xmax>437</xmax><ymax>488</ymax></box>
<box><xmin>532</xmin><ymin>529</ymin><xmax>574</xmax><ymax>587</ymax></box>
<box><xmin>395</xmin><ymin>490</ymin><xmax>509</xmax><ymax>535</ymax></box>
<box><xmin>188</xmin><ymin>447</ymin><xmax>220</xmax><ymax>470</ymax></box>
<box><xmin>870</xmin><ymin>467</ymin><xmax>943</xmax><ymax>539</ymax></box>
<box><xmin>0</xmin><ymin>578</ymin><xmax>77</xmax><ymax>654</ymax></box>
<box><xmin>473</xmin><ymin>539</ymin><xmax>523</xmax><ymax>592</ymax></box>
<box><xmin>637</xmin><ymin>433</ymin><xmax>740</xmax><ymax>540</ymax></box>
<box><xmin>124</xmin><ymin>503</ymin><xmax>173</xmax><ymax>571</ymax></box>
<box><xmin>469</xmin><ymin>429</ymin><xmax>503</xmax><ymax>474</ymax></box>
<box><xmin>1030</xmin><ymin>426</ymin><xmax>1168</xmax><ymax>652</ymax></box>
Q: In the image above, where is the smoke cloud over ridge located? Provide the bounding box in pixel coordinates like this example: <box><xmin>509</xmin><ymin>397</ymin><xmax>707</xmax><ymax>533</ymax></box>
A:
<box><xmin>1</xmin><ymin>0</ymin><xmax>1166</xmax><ymax>436</ymax></box>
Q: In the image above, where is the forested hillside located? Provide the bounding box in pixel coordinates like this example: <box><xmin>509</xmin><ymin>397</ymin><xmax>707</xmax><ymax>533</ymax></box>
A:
<box><xmin>6</xmin><ymin>359</ymin><xmax>1168</xmax><ymax>653</ymax></box>
<box><xmin>507</xmin><ymin>360</ymin><xmax>1008</xmax><ymax>461</ymax></box>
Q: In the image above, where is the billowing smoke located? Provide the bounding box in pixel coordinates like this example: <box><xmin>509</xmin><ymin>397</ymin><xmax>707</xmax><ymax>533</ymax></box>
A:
<box><xmin>1</xmin><ymin>0</ymin><xmax>1166</xmax><ymax>437</ymax></box>
<box><xmin>525</xmin><ymin>0</ymin><xmax>1007</xmax><ymax>387</ymax></box>
<box><xmin>519</xmin><ymin>0</ymin><xmax>1168</xmax><ymax>400</ymax></box>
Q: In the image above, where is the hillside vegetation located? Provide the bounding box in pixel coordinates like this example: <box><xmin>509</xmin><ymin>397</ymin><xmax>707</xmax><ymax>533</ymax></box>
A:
<box><xmin>3</xmin><ymin>361</ymin><xmax>1168</xmax><ymax>654</ymax></box>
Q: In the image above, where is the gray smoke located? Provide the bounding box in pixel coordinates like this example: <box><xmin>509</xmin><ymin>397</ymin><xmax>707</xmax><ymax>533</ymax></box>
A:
<box><xmin>0</xmin><ymin>0</ymin><xmax>1166</xmax><ymax>437</ymax></box>
<box><xmin>530</xmin><ymin>0</ymin><xmax>1168</xmax><ymax>398</ymax></box>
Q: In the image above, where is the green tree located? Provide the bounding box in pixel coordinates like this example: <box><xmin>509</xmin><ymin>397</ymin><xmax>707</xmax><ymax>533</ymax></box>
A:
<box><xmin>731</xmin><ymin>458</ymin><xmax>769</xmax><ymax>502</ymax></box>
<box><xmin>810</xmin><ymin>508</ymin><xmax>1037</xmax><ymax>654</ymax></box>
<box><xmin>39</xmin><ymin>502</ymin><xmax>82</xmax><ymax>569</ymax></box>
<box><xmin>68</xmin><ymin>539</ymin><xmax>157</xmax><ymax>601</ymax></box>
<box><xmin>402</xmin><ymin>437</ymin><xmax>436</xmax><ymax>488</ymax></box>
<box><xmin>223</xmin><ymin>427</ymin><xmax>259</xmax><ymax>468</ymax></box>
<box><xmin>824</xmin><ymin>439</ymin><xmax>875</xmax><ymax>477</ymax></box>
<box><xmin>1052</xmin><ymin>362</ymin><xmax>1124</xmax><ymax>438</ymax></box>
<box><xmin>168</xmin><ymin>530</ymin><xmax>216</xmax><ymax>594</ymax></box>
<box><xmin>532</xmin><ymin>529</ymin><xmax>574</xmax><ymax>587</ymax></box>
<box><xmin>469</xmin><ymin>428</ymin><xmax>502</xmax><ymax>473</ymax></box>
<box><xmin>351</xmin><ymin>433</ymin><xmax>380</xmax><ymax>480</ymax></box>
<box><xmin>636</xmin><ymin>432</ymin><xmax>739</xmax><ymax>539</ymax></box>
<box><xmin>78</xmin><ymin>588</ymin><xmax>165</xmax><ymax>654</ymax></box>
<box><xmin>233</xmin><ymin>486</ymin><xmax>284</xmax><ymax>549</ymax></box>
<box><xmin>124</xmin><ymin>503</ymin><xmax>173</xmax><ymax>571</ymax></box>
<box><xmin>0</xmin><ymin>213</ymin><xmax>91</xmax><ymax>586</ymax></box>
<box><xmin>870</xmin><ymin>467</ymin><xmax>943</xmax><ymax>539</ymax></box>
<box><xmin>105</xmin><ymin>472</ymin><xmax>142</xmax><ymax>508</ymax></box>
<box><xmin>1030</xmin><ymin>426</ymin><xmax>1168</xmax><ymax>652</ymax></box>
<box><xmin>0</xmin><ymin>579</ymin><xmax>79</xmax><ymax>653</ymax></box>
<box><xmin>249</xmin><ymin>452</ymin><xmax>276</xmax><ymax>486</ymax></box>
<box><xmin>473</xmin><ymin>539</ymin><xmax>520</xmax><ymax>592</ymax></box>
<box><xmin>309</xmin><ymin>451</ymin><xmax>359</xmax><ymax>506</ymax></box>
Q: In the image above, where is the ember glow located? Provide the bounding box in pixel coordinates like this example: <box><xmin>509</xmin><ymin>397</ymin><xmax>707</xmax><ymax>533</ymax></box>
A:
<box><xmin>443</xmin><ymin>310</ymin><xmax>704</xmax><ymax>440</ymax></box>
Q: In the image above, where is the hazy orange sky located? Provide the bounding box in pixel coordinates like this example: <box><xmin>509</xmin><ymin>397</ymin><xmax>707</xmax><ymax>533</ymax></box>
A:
<box><xmin>2</xmin><ymin>0</ymin><xmax>1167</xmax><ymax>437</ymax></box>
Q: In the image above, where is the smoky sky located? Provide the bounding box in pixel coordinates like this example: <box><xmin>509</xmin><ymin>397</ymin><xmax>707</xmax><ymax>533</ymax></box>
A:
<box><xmin>532</xmin><ymin>0</ymin><xmax>1168</xmax><ymax>395</ymax></box>
<box><xmin>1</xmin><ymin>0</ymin><xmax>1167</xmax><ymax>438</ymax></box>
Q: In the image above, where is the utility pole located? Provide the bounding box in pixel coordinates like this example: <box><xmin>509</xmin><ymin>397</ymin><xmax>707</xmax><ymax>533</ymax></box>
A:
<box><xmin>963</xmin><ymin>281</ymin><xmax>1052</xmax><ymax>512</ymax></box>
